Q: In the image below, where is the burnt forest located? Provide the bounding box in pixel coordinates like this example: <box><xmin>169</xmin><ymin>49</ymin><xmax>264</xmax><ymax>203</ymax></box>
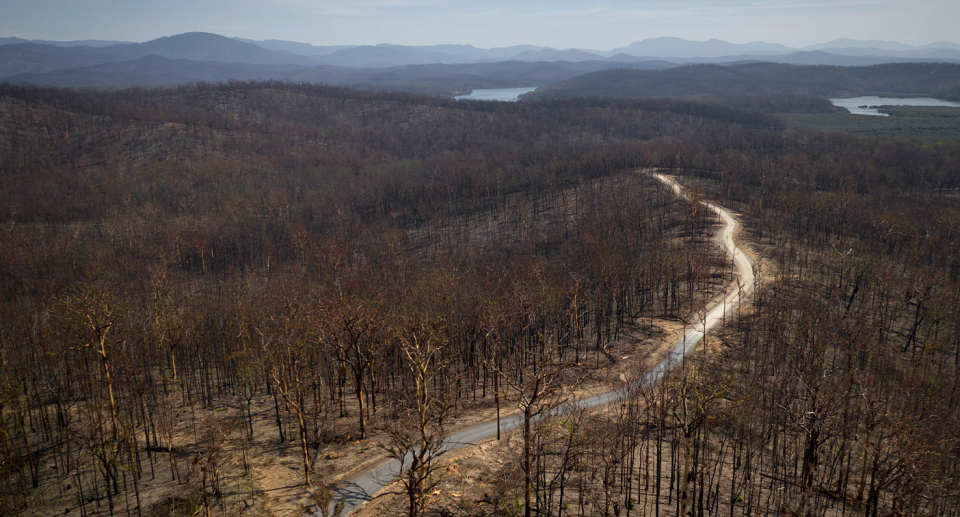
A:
<box><xmin>1</xmin><ymin>81</ymin><xmax>960</xmax><ymax>517</ymax></box>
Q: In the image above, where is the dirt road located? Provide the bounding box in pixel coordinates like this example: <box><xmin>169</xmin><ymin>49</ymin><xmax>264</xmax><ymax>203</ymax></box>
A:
<box><xmin>327</xmin><ymin>171</ymin><xmax>756</xmax><ymax>516</ymax></box>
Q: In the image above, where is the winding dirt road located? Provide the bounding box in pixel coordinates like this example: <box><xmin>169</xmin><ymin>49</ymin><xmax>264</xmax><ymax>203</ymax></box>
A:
<box><xmin>327</xmin><ymin>171</ymin><xmax>756</xmax><ymax>516</ymax></box>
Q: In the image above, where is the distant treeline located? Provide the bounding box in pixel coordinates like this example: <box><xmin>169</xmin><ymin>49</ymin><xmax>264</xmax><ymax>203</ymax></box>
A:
<box><xmin>527</xmin><ymin>62</ymin><xmax>960</xmax><ymax>102</ymax></box>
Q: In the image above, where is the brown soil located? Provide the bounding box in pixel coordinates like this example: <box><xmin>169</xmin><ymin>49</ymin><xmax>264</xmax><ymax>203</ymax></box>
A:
<box><xmin>16</xmin><ymin>310</ymin><xmax>697</xmax><ymax>517</ymax></box>
<box><xmin>351</xmin><ymin>317</ymin><xmax>691</xmax><ymax>517</ymax></box>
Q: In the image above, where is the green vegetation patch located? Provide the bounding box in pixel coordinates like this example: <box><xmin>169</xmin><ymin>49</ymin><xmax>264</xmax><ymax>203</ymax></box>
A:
<box><xmin>784</xmin><ymin>105</ymin><xmax>960</xmax><ymax>141</ymax></box>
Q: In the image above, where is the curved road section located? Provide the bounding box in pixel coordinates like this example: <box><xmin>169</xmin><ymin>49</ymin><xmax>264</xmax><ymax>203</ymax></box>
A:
<box><xmin>328</xmin><ymin>172</ymin><xmax>756</xmax><ymax>516</ymax></box>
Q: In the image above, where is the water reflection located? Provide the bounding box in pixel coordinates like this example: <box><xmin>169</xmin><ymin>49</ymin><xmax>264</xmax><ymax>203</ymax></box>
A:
<box><xmin>455</xmin><ymin>87</ymin><xmax>538</xmax><ymax>102</ymax></box>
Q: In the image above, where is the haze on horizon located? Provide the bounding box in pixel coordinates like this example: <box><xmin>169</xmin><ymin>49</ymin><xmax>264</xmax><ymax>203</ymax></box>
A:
<box><xmin>0</xmin><ymin>0</ymin><xmax>956</xmax><ymax>50</ymax></box>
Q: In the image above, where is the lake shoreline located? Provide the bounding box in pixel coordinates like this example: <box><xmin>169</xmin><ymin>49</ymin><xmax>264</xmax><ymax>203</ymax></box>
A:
<box><xmin>455</xmin><ymin>86</ymin><xmax>538</xmax><ymax>102</ymax></box>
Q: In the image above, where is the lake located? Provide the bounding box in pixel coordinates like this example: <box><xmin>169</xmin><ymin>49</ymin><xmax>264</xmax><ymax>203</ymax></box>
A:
<box><xmin>831</xmin><ymin>96</ymin><xmax>960</xmax><ymax>116</ymax></box>
<box><xmin>455</xmin><ymin>87</ymin><xmax>538</xmax><ymax>102</ymax></box>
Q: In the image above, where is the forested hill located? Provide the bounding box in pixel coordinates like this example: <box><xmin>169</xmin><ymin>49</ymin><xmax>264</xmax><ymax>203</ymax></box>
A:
<box><xmin>526</xmin><ymin>62</ymin><xmax>960</xmax><ymax>101</ymax></box>
<box><xmin>0</xmin><ymin>82</ymin><xmax>786</xmax><ymax>225</ymax></box>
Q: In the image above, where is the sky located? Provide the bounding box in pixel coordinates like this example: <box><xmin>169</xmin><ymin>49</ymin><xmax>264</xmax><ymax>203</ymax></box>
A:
<box><xmin>0</xmin><ymin>0</ymin><xmax>957</xmax><ymax>49</ymax></box>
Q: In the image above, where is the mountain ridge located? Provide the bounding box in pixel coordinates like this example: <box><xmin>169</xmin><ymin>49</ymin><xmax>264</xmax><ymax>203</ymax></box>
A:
<box><xmin>3</xmin><ymin>33</ymin><xmax>960</xmax><ymax>93</ymax></box>
<box><xmin>7</xmin><ymin>33</ymin><xmax>958</xmax><ymax>66</ymax></box>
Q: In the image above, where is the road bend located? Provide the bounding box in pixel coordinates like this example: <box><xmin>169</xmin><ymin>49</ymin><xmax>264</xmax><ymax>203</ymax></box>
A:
<box><xmin>327</xmin><ymin>171</ymin><xmax>756</xmax><ymax>516</ymax></box>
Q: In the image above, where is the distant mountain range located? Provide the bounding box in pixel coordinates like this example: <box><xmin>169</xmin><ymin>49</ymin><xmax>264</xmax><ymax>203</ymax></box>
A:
<box><xmin>229</xmin><ymin>35</ymin><xmax>960</xmax><ymax>65</ymax></box>
<box><xmin>1</xmin><ymin>32</ymin><xmax>959</xmax><ymax>94</ymax></box>
<box><xmin>0</xmin><ymin>32</ymin><xmax>318</xmax><ymax>79</ymax></box>
<box><xmin>0</xmin><ymin>37</ymin><xmax>134</xmax><ymax>48</ymax></box>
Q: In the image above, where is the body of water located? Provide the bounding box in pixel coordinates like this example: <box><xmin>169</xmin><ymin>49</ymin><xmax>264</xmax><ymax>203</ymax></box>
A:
<box><xmin>831</xmin><ymin>96</ymin><xmax>960</xmax><ymax>116</ymax></box>
<box><xmin>455</xmin><ymin>87</ymin><xmax>538</xmax><ymax>102</ymax></box>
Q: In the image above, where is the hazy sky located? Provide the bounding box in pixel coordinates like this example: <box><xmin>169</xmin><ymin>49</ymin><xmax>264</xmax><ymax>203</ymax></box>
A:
<box><xmin>1</xmin><ymin>0</ymin><xmax>956</xmax><ymax>49</ymax></box>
